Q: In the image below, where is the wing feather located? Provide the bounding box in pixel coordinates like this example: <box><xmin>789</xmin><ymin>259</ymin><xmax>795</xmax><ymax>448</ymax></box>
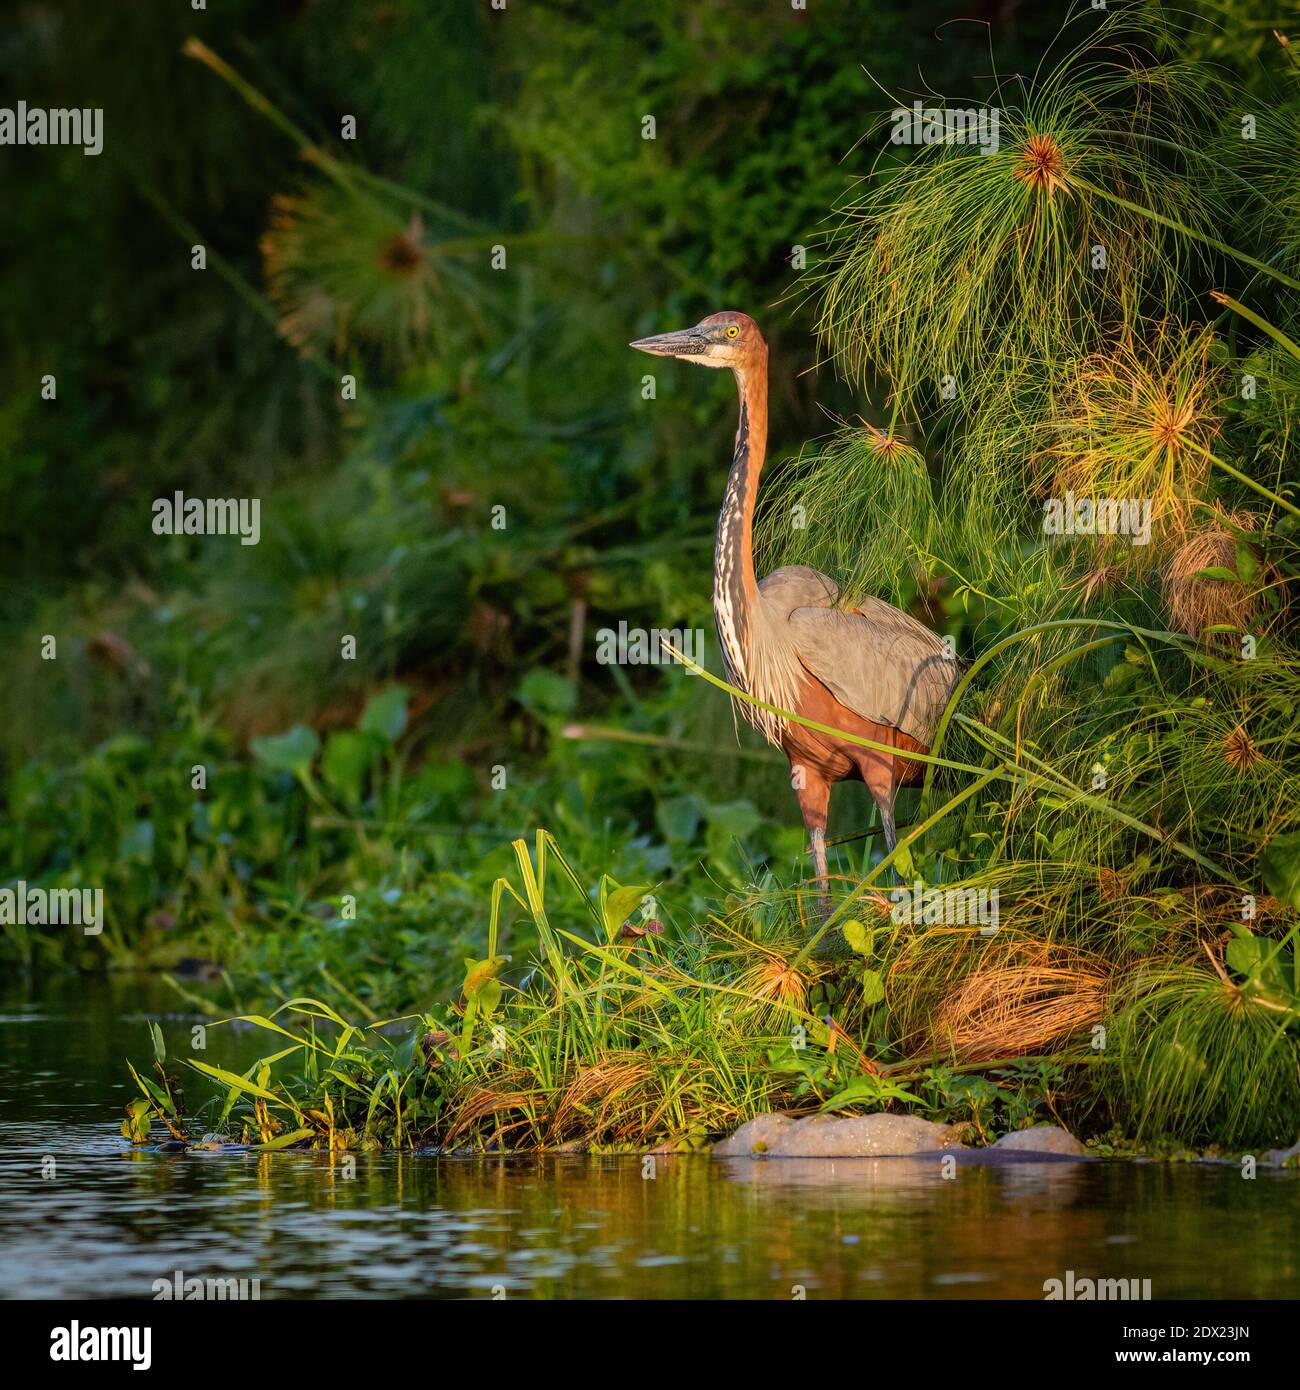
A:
<box><xmin>787</xmin><ymin>598</ymin><xmax>959</xmax><ymax>744</ymax></box>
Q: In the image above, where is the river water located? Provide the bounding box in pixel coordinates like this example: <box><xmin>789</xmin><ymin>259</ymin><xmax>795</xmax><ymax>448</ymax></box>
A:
<box><xmin>1</xmin><ymin>975</ymin><xmax>1295</xmax><ymax>1299</ymax></box>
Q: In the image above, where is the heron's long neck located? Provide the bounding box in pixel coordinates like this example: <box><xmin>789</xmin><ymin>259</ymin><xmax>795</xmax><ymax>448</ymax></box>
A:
<box><xmin>714</xmin><ymin>354</ymin><xmax>768</xmax><ymax>686</ymax></box>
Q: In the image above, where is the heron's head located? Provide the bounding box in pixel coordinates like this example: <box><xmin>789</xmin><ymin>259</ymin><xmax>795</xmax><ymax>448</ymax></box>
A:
<box><xmin>629</xmin><ymin>311</ymin><xmax>765</xmax><ymax>371</ymax></box>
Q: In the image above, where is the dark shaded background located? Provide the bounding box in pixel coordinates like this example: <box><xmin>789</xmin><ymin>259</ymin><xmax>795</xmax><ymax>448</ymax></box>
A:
<box><xmin>0</xmin><ymin>0</ymin><xmax>1085</xmax><ymax>986</ymax></box>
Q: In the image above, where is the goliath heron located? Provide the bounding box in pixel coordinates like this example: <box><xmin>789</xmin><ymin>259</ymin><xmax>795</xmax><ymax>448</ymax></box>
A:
<box><xmin>630</xmin><ymin>311</ymin><xmax>958</xmax><ymax>906</ymax></box>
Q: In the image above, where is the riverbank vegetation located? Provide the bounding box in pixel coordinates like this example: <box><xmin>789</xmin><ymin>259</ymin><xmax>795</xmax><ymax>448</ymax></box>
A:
<box><xmin>3</xmin><ymin>2</ymin><xmax>1298</xmax><ymax>1151</ymax></box>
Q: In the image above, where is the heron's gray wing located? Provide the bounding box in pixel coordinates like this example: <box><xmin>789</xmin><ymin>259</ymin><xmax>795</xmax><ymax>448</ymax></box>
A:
<box><xmin>787</xmin><ymin>598</ymin><xmax>959</xmax><ymax>744</ymax></box>
<box><xmin>757</xmin><ymin>565</ymin><xmax>839</xmax><ymax>616</ymax></box>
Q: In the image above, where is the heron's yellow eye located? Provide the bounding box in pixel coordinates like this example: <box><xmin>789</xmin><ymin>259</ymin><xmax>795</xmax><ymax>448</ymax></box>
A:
<box><xmin>725</xmin><ymin>325</ymin><xmax>740</xmax><ymax>339</ymax></box>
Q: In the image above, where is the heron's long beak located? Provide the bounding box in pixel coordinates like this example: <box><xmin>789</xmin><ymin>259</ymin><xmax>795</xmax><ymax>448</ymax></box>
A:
<box><xmin>628</xmin><ymin>327</ymin><xmax>706</xmax><ymax>358</ymax></box>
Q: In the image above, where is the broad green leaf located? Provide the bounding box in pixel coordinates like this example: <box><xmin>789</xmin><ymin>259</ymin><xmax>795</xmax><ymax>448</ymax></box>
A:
<box><xmin>462</xmin><ymin>955</ymin><xmax>507</xmax><ymax>998</ymax></box>
<box><xmin>118</xmin><ymin>819</ymin><xmax>155</xmax><ymax>862</ymax></box>
<box><xmin>892</xmin><ymin>842</ymin><xmax>915</xmax><ymax>879</ymax></box>
<box><xmin>603</xmin><ymin>883</ymin><xmax>653</xmax><ymax>940</ymax></box>
<box><xmin>821</xmin><ymin>1076</ymin><xmax>919</xmax><ymax>1110</ymax></box>
<box><xmin>121</xmin><ymin>1097</ymin><xmax>152</xmax><ymax>1143</ymax></box>
<box><xmin>1226</xmin><ymin>934</ymin><xmax>1297</xmax><ymax>1006</ymax></box>
<box><xmin>862</xmin><ymin>967</ymin><xmax>885</xmax><ymax>1007</ymax></box>
<box><xmin>250</xmin><ymin>724</ymin><xmax>319</xmax><ymax>781</ymax></box>
<box><xmin>148</xmin><ymin>1020</ymin><xmax>165</xmax><ymax>1065</ymax></box>
<box><xmin>1225</xmin><ymin>936</ymin><xmax>1264</xmax><ymax>979</ymax></box>
<box><xmin>95</xmin><ymin>733</ymin><xmax>150</xmax><ymax>760</ymax></box>
<box><xmin>842</xmin><ymin>920</ymin><xmax>874</xmax><ymax>957</ymax></box>
<box><xmin>358</xmin><ymin>685</ymin><xmax>410</xmax><ymax>743</ymax></box>
<box><xmin>707</xmin><ymin>800</ymin><xmax>760</xmax><ymax>840</ymax></box>
<box><xmin>1235</xmin><ymin>540</ymin><xmax>1258</xmax><ymax>583</ymax></box>
<box><xmin>657</xmin><ymin>794</ymin><xmax>705</xmax><ymax>843</ymax></box>
<box><xmin>1261</xmin><ymin>831</ymin><xmax>1300</xmax><ymax>912</ymax></box>
<box><xmin>321</xmin><ymin>729</ymin><xmax>380</xmax><ymax>803</ymax></box>
<box><xmin>515</xmin><ymin>669</ymin><xmax>576</xmax><ymax>717</ymax></box>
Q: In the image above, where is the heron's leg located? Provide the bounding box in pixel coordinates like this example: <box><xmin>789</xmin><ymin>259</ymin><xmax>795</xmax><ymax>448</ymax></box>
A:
<box><xmin>810</xmin><ymin>826</ymin><xmax>828</xmax><ymax>894</ymax></box>
<box><xmin>792</xmin><ymin>765</ymin><xmax>832</xmax><ymax>923</ymax></box>
<box><xmin>877</xmin><ymin>795</ymin><xmax>899</xmax><ymax>873</ymax></box>
<box><xmin>860</xmin><ymin>756</ymin><xmax>903</xmax><ymax>884</ymax></box>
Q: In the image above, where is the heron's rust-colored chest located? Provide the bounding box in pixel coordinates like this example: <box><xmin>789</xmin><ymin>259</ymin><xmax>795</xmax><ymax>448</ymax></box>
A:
<box><xmin>780</xmin><ymin>670</ymin><xmax>928</xmax><ymax>792</ymax></box>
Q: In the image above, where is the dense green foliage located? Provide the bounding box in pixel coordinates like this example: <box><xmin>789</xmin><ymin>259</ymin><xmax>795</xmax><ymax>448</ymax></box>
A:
<box><xmin>4</xmin><ymin>0</ymin><xmax>1026</xmax><ymax>984</ymax></box>
<box><xmin>4</xmin><ymin>2</ymin><xmax>1299</xmax><ymax>1150</ymax></box>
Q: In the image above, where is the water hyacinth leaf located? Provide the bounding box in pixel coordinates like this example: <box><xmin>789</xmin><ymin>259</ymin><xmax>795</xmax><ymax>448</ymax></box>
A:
<box><xmin>250</xmin><ymin>724</ymin><xmax>320</xmax><ymax>782</ymax></box>
<box><xmin>602</xmin><ymin>882</ymin><xmax>653</xmax><ymax>942</ymax></box>
<box><xmin>461</xmin><ymin>955</ymin><xmax>507</xmax><ymax>1000</ymax></box>
<box><xmin>657</xmin><ymin>793</ymin><xmax>705</xmax><ymax>843</ymax></box>
<box><xmin>841</xmin><ymin>920</ymin><xmax>874</xmax><ymax>957</ymax></box>
<box><xmin>121</xmin><ymin>1098</ymin><xmax>152</xmax><ymax>1143</ymax></box>
<box><xmin>1225</xmin><ymin>930</ymin><xmax>1298</xmax><ymax>1017</ymax></box>
<box><xmin>1235</xmin><ymin>541</ymin><xmax>1257</xmax><ymax>583</ymax></box>
<box><xmin>358</xmin><ymin>685</ymin><xmax>410</xmax><ymax>744</ymax></box>
<box><xmin>1261</xmin><ymin>831</ymin><xmax>1300</xmax><ymax>912</ymax></box>
<box><xmin>322</xmin><ymin>729</ymin><xmax>381</xmax><ymax>804</ymax></box>
<box><xmin>475</xmin><ymin>979</ymin><xmax>503</xmax><ymax>1016</ymax></box>
<box><xmin>118</xmin><ymin>819</ymin><xmax>155</xmax><ymax>862</ymax></box>
<box><xmin>706</xmin><ymin>800</ymin><xmax>761</xmax><ymax>841</ymax></box>
<box><xmin>95</xmin><ymin>733</ymin><xmax>150</xmax><ymax>760</ymax></box>
<box><xmin>515</xmin><ymin>668</ymin><xmax>577</xmax><ymax>717</ymax></box>
<box><xmin>821</xmin><ymin>1075</ymin><xmax>918</xmax><ymax>1111</ymax></box>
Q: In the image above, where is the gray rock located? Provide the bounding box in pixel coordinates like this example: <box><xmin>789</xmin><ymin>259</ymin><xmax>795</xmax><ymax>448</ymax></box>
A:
<box><xmin>1260</xmin><ymin>1139</ymin><xmax>1300</xmax><ymax>1168</ymax></box>
<box><xmin>196</xmin><ymin>1133</ymin><xmax>242</xmax><ymax>1151</ymax></box>
<box><xmin>991</xmin><ymin>1124</ymin><xmax>1088</xmax><ymax>1157</ymax></box>
<box><xmin>712</xmin><ymin>1112</ymin><xmax>800</xmax><ymax>1157</ymax></box>
<box><xmin>714</xmin><ymin>1111</ymin><xmax>960</xmax><ymax>1158</ymax></box>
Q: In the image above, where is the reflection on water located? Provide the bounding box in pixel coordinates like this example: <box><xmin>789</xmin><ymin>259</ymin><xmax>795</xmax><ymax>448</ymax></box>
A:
<box><xmin>1</xmin><ymin>977</ymin><xmax>1296</xmax><ymax>1299</ymax></box>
